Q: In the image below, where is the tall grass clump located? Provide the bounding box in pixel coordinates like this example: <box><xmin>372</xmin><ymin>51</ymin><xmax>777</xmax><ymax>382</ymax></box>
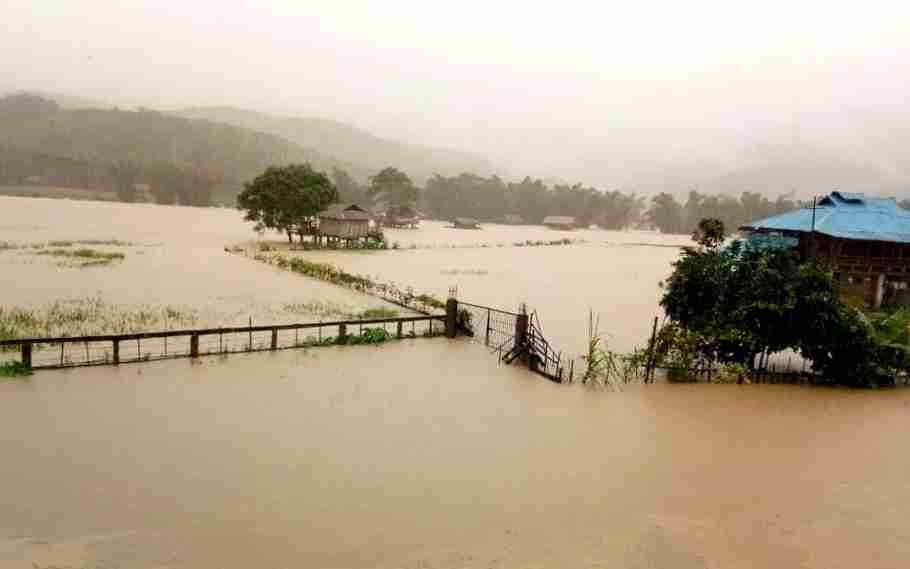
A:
<box><xmin>576</xmin><ymin>311</ymin><xmax>650</xmax><ymax>389</ymax></box>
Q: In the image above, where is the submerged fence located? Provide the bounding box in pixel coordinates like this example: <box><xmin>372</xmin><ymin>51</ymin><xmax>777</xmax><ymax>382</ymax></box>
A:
<box><xmin>0</xmin><ymin>315</ymin><xmax>446</xmax><ymax>370</ymax></box>
<box><xmin>458</xmin><ymin>301</ymin><xmax>569</xmax><ymax>383</ymax></box>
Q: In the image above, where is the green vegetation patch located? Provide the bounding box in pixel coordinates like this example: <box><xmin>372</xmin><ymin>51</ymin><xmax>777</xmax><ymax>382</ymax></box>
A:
<box><xmin>356</xmin><ymin>307</ymin><xmax>399</xmax><ymax>319</ymax></box>
<box><xmin>0</xmin><ymin>361</ymin><xmax>32</xmax><ymax>379</ymax></box>
<box><xmin>340</xmin><ymin>327</ymin><xmax>390</xmax><ymax>345</ymax></box>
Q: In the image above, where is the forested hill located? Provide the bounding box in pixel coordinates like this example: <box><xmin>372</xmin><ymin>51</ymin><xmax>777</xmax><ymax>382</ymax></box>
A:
<box><xmin>0</xmin><ymin>94</ymin><xmax>361</xmax><ymax>202</ymax></box>
<box><xmin>175</xmin><ymin>106</ymin><xmax>497</xmax><ymax>183</ymax></box>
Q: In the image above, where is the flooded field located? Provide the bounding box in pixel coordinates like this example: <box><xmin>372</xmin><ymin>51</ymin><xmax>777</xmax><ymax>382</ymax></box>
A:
<box><xmin>0</xmin><ymin>197</ymin><xmax>412</xmax><ymax>333</ymax></box>
<box><xmin>1</xmin><ymin>196</ymin><xmax>685</xmax><ymax>352</ymax></box>
<box><xmin>2</xmin><ymin>197</ymin><xmax>909</xmax><ymax>568</ymax></box>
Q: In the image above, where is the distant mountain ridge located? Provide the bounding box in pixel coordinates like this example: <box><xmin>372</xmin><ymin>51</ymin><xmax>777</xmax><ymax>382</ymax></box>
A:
<box><xmin>175</xmin><ymin>106</ymin><xmax>498</xmax><ymax>183</ymax></box>
<box><xmin>0</xmin><ymin>93</ymin><xmax>362</xmax><ymax>203</ymax></box>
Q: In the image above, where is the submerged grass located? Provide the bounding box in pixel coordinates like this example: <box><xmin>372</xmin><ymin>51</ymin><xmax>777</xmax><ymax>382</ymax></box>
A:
<box><xmin>248</xmin><ymin>252</ymin><xmax>446</xmax><ymax>313</ymax></box>
<box><xmin>33</xmin><ymin>247</ymin><xmax>126</xmax><ymax>267</ymax></box>
<box><xmin>1</xmin><ymin>239</ymin><xmax>138</xmax><ymax>252</ymax></box>
<box><xmin>0</xmin><ymin>297</ymin><xmax>198</xmax><ymax>348</ymax></box>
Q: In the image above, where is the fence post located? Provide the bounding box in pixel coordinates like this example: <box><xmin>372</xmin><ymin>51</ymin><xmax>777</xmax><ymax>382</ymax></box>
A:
<box><xmin>21</xmin><ymin>343</ymin><xmax>32</xmax><ymax>369</ymax></box>
<box><xmin>190</xmin><ymin>334</ymin><xmax>199</xmax><ymax>358</ymax></box>
<box><xmin>396</xmin><ymin>321</ymin><xmax>403</xmax><ymax>339</ymax></box>
<box><xmin>515</xmin><ymin>306</ymin><xmax>529</xmax><ymax>364</ymax></box>
<box><xmin>445</xmin><ymin>298</ymin><xmax>458</xmax><ymax>338</ymax></box>
<box><xmin>271</xmin><ymin>328</ymin><xmax>278</xmax><ymax>350</ymax></box>
<box><xmin>112</xmin><ymin>340</ymin><xmax>120</xmax><ymax>365</ymax></box>
<box><xmin>338</xmin><ymin>323</ymin><xmax>347</xmax><ymax>343</ymax></box>
<box><xmin>645</xmin><ymin>316</ymin><xmax>658</xmax><ymax>383</ymax></box>
<box><xmin>485</xmin><ymin>309</ymin><xmax>491</xmax><ymax>346</ymax></box>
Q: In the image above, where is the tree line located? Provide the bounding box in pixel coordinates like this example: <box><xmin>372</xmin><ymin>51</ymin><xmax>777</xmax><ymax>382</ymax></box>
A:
<box><xmin>326</xmin><ymin>168</ymin><xmax>646</xmax><ymax>228</ymax></box>
<box><xmin>646</xmin><ymin>190</ymin><xmax>800</xmax><ymax>235</ymax></box>
<box><xmin>240</xmin><ymin>162</ymin><xmax>820</xmax><ymax>236</ymax></box>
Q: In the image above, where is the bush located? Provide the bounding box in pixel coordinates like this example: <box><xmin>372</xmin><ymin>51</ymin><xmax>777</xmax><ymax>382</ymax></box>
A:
<box><xmin>0</xmin><ymin>361</ymin><xmax>32</xmax><ymax>378</ymax></box>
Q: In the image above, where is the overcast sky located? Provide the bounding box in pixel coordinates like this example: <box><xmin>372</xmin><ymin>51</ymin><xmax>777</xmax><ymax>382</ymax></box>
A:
<box><xmin>3</xmin><ymin>0</ymin><xmax>909</xmax><ymax>185</ymax></box>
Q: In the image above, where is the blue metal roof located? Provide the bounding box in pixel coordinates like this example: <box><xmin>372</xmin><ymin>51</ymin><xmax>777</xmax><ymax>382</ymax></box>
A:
<box><xmin>740</xmin><ymin>192</ymin><xmax>910</xmax><ymax>244</ymax></box>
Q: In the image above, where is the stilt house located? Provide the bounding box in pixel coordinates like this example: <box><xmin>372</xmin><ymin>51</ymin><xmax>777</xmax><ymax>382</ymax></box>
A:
<box><xmin>740</xmin><ymin>192</ymin><xmax>910</xmax><ymax>308</ymax></box>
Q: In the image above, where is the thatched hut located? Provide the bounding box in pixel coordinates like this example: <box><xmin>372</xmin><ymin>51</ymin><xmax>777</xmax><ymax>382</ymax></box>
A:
<box><xmin>453</xmin><ymin>217</ymin><xmax>480</xmax><ymax>229</ymax></box>
<box><xmin>385</xmin><ymin>206</ymin><xmax>420</xmax><ymax>228</ymax></box>
<box><xmin>542</xmin><ymin>215</ymin><xmax>577</xmax><ymax>230</ymax></box>
<box><xmin>318</xmin><ymin>204</ymin><xmax>371</xmax><ymax>241</ymax></box>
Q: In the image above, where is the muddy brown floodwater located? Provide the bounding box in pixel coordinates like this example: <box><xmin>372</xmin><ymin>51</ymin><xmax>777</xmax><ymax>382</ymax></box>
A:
<box><xmin>1</xmin><ymin>197</ymin><xmax>909</xmax><ymax>568</ymax></box>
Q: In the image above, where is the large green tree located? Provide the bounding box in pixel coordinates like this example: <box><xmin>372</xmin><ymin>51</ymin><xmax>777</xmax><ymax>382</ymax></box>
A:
<box><xmin>237</xmin><ymin>164</ymin><xmax>338</xmax><ymax>242</ymax></box>
<box><xmin>367</xmin><ymin>167</ymin><xmax>418</xmax><ymax>207</ymax></box>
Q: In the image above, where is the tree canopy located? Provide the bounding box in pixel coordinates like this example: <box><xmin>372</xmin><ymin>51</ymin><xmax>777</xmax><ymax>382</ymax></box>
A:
<box><xmin>368</xmin><ymin>167</ymin><xmax>418</xmax><ymax>207</ymax></box>
<box><xmin>237</xmin><ymin>164</ymin><xmax>338</xmax><ymax>242</ymax></box>
<box><xmin>423</xmin><ymin>173</ymin><xmax>643</xmax><ymax>227</ymax></box>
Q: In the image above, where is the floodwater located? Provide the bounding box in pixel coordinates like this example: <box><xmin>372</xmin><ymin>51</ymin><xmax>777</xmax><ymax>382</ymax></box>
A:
<box><xmin>0</xmin><ymin>197</ymin><xmax>411</xmax><ymax>329</ymax></box>
<box><xmin>2</xmin><ymin>197</ymin><xmax>909</xmax><ymax>568</ymax></box>
<box><xmin>3</xmin><ymin>343</ymin><xmax>910</xmax><ymax>568</ymax></box>
<box><xmin>1</xmin><ymin>196</ymin><xmax>686</xmax><ymax>352</ymax></box>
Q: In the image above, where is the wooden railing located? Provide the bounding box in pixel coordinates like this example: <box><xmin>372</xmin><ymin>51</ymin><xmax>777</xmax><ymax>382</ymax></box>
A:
<box><xmin>0</xmin><ymin>315</ymin><xmax>446</xmax><ymax>371</ymax></box>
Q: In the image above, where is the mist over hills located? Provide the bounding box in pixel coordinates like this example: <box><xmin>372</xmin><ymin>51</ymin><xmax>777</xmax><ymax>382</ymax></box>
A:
<box><xmin>175</xmin><ymin>106</ymin><xmax>498</xmax><ymax>183</ymax></box>
<box><xmin>2</xmin><ymin>87</ymin><xmax>909</xmax><ymax>206</ymax></box>
<box><xmin>0</xmin><ymin>94</ymin><xmax>358</xmax><ymax>201</ymax></box>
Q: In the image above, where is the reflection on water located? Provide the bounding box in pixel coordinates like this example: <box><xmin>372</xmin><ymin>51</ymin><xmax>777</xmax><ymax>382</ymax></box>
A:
<box><xmin>2</xmin><ymin>342</ymin><xmax>909</xmax><ymax>568</ymax></box>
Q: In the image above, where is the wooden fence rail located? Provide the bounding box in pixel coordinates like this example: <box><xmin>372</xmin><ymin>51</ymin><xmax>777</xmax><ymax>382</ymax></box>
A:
<box><xmin>1</xmin><ymin>314</ymin><xmax>446</xmax><ymax>371</ymax></box>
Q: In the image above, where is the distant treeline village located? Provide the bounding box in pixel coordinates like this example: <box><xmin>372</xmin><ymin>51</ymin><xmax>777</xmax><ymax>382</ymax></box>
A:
<box><xmin>5</xmin><ymin>92</ymin><xmax>910</xmax><ymax>235</ymax></box>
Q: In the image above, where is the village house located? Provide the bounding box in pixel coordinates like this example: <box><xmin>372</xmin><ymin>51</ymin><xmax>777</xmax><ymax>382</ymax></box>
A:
<box><xmin>317</xmin><ymin>203</ymin><xmax>372</xmax><ymax>245</ymax></box>
<box><xmin>503</xmin><ymin>213</ymin><xmax>525</xmax><ymax>225</ymax></box>
<box><xmin>452</xmin><ymin>217</ymin><xmax>480</xmax><ymax>229</ymax></box>
<box><xmin>384</xmin><ymin>205</ymin><xmax>420</xmax><ymax>228</ymax></box>
<box><xmin>740</xmin><ymin>191</ymin><xmax>910</xmax><ymax>309</ymax></box>
<box><xmin>542</xmin><ymin>215</ymin><xmax>577</xmax><ymax>230</ymax></box>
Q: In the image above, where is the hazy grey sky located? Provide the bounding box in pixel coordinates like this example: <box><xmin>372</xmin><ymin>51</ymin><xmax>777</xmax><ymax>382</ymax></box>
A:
<box><xmin>3</xmin><ymin>0</ymin><xmax>909</xmax><ymax>186</ymax></box>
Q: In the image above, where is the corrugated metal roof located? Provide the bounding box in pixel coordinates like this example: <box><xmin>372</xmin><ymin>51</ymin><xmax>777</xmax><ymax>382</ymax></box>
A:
<box><xmin>740</xmin><ymin>192</ymin><xmax>910</xmax><ymax>244</ymax></box>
